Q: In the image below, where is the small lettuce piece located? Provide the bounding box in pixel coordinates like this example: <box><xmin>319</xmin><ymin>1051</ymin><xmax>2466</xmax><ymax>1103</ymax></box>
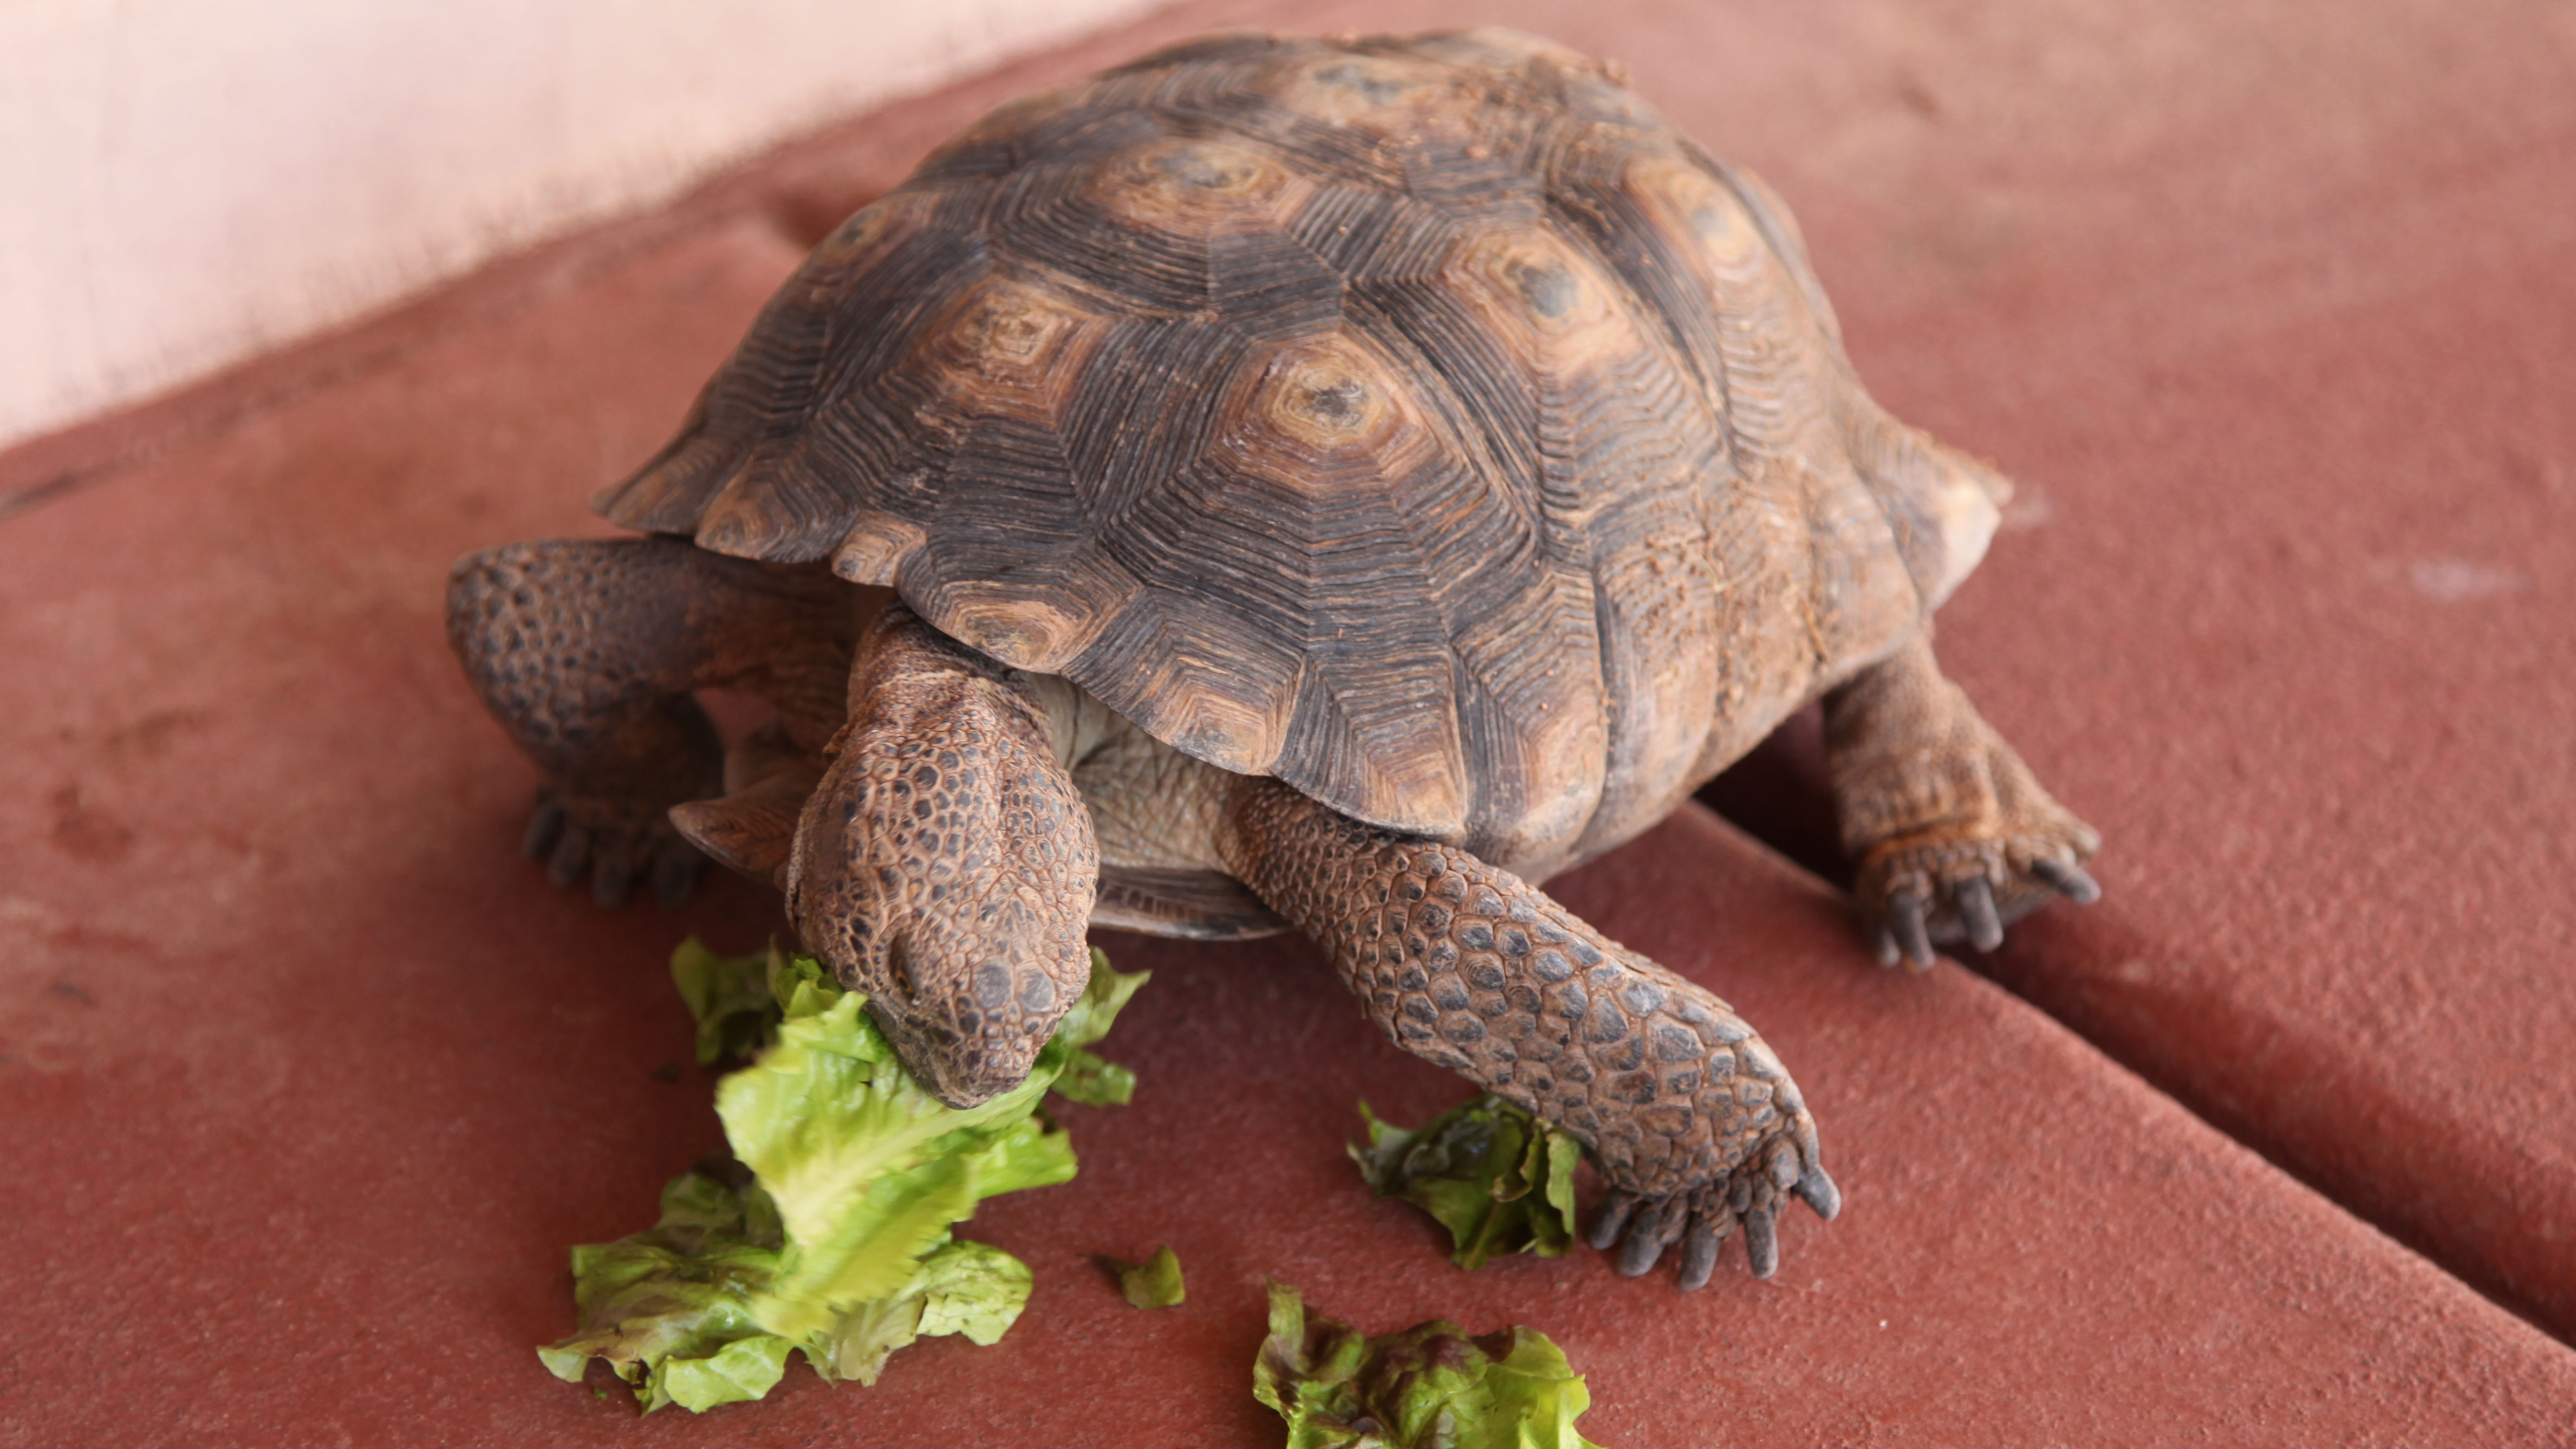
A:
<box><xmin>536</xmin><ymin>1164</ymin><xmax>793</xmax><ymax>1414</ymax></box>
<box><xmin>545</xmin><ymin>943</ymin><xmax>1146</xmax><ymax>1412</ymax></box>
<box><xmin>1252</xmin><ymin>1282</ymin><xmax>1606</xmax><ymax>1449</ymax></box>
<box><xmin>668</xmin><ymin>938</ymin><xmax>781</xmax><ymax>1067</ymax></box>
<box><xmin>1050</xmin><ymin>1048</ymin><xmax>1139</xmax><ymax>1106</ymax></box>
<box><xmin>805</xmin><ymin>1236</ymin><xmax>1033</xmax><ymax>1385</ymax></box>
<box><xmin>1350</xmin><ymin>1095</ymin><xmax>1583</xmax><ymax>1269</ymax></box>
<box><xmin>1114</xmin><ymin>1245</ymin><xmax>1186</xmax><ymax>1309</ymax></box>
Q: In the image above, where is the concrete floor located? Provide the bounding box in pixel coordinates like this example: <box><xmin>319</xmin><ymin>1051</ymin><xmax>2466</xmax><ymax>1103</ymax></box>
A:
<box><xmin>5</xmin><ymin>0</ymin><xmax>2574</xmax><ymax>1442</ymax></box>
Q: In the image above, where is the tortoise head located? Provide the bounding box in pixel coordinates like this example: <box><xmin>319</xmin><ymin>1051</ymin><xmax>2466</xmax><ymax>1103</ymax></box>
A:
<box><xmin>775</xmin><ymin>664</ymin><xmax>1097</xmax><ymax>1111</ymax></box>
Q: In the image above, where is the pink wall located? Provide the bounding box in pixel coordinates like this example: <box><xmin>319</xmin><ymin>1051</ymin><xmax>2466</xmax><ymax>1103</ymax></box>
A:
<box><xmin>0</xmin><ymin>0</ymin><xmax>1166</xmax><ymax>450</ymax></box>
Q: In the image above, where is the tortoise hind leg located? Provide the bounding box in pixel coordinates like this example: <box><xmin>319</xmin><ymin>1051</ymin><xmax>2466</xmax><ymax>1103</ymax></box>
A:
<box><xmin>1824</xmin><ymin>632</ymin><xmax>2101</xmax><ymax>968</ymax></box>
<box><xmin>444</xmin><ymin>537</ymin><xmax>854</xmax><ymax>905</ymax></box>
<box><xmin>1217</xmin><ymin>777</ymin><xmax>1837</xmax><ymax>1286</ymax></box>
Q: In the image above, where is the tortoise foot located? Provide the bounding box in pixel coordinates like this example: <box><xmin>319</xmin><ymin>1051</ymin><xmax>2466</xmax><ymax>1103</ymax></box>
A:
<box><xmin>1587</xmin><ymin>1043</ymin><xmax>1838</xmax><ymax>1288</ymax></box>
<box><xmin>1592</xmin><ymin>1143</ymin><xmax>1840</xmax><ymax>1288</ymax></box>
<box><xmin>1856</xmin><ymin>805</ymin><xmax>2100</xmax><ymax>969</ymax></box>
<box><xmin>520</xmin><ymin>787</ymin><xmax>707</xmax><ymax>908</ymax></box>
<box><xmin>1826</xmin><ymin>635</ymin><xmax>2102</xmax><ymax>969</ymax></box>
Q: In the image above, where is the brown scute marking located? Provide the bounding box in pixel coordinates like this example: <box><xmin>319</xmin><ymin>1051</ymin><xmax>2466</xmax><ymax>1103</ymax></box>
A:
<box><xmin>1064</xmin><ymin>594</ymin><xmax>1300</xmax><ymax>778</ymax></box>
<box><xmin>1272</xmin><ymin>51</ymin><xmax>1475</xmax><ymax>134</ymax></box>
<box><xmin>1163</xmin><ymin>676</ymin><xmax>1290</xmax><ymax>777</ymax></box>
<box><xmin>830</xmin><ymin>512</ymin><xmax>925</xmax><ymax>584</ymax></box>
<box><xmin>1507</xmin><ymin>254</ymin><xmax>1577</xmax><ymax>319</ymax></box>
<box><xmin>926</xmin><ymin>566</ymin><xmax>1129</xmax><ymax>674</ymax></box>
<box><xmin>810</xmin><ymin>196</ymin><xmax>909</xmax><ymax>264</ymax></box>
<box><xmin>936</xmin><ymin>274</ymin><xmax>1095</xmax><ymax>379</ymax></box>
<box><xmin>1114</xmin><ymin>136</ymin><xmax>1292</xmax><ymax>211</ymax></box>
<box><xmin>1239</xmin><ymin>333</ymin><xmax>1409</xmax><ymax>459</ymax></box>
<box><xmin>1102</xmin><ymin>328</ymin><xmax>1475</xmax><ymax>834</ymax></box>
<box><xmin>1442</xmin><ymin>225</ymin><xmax>1628</xmax><ymax>359</ymax></box>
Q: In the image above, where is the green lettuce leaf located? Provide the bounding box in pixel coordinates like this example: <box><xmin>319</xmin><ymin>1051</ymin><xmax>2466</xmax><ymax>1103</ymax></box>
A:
<box><xmin>1349</xmin><ymin>1095</ymin><xmax>1582</xmax><ymax>1269</ymax></box>
<box><xmin>544</xmin><ymin>942</ymin><xmax>1146</xmax><ymax>1412</ymax></box>
<box><xmin>1050</xmin><ymin>1048</ymin><xmax>1139</xmax><ymax>1106</ymax></box>
<box><xmin>1114</xmin><ymin>1244</ymin><xmax>1187</xmax><ymax>1309</ymax></box>
<box><xmin>535</xmin><ymin>1164</ymin><xmax>792</xmax><ymax>1414</ymax></box>
<box><xmin>668</xmin><ymin>938</ymin><xmax>781</xmax><ymax>1067</ymax></box>
<box><xmin>804</xmin><ymin>1236</ymin><xmax>1035</xmax><ymax>1385</ymax></box>
<box><xmin>1252</xmin><ymin>1282</ymin><xmax>1606</xmax><ymax>1449</ymax></box>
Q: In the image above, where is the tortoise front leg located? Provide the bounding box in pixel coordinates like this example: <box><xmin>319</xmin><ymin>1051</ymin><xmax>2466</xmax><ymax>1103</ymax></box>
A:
<box><xmin>1219</xmin><ymin>777</ymin><xmax>1837</xmax><ymax>1286</ymax></box>
<box><xmin>444</xmin><ymin>537</ymin><xmax>854</xmax><ymax>905</ymax></box>
<box><xmin>1825</xmin><ymin>632</ymin><xmax>2102</xmax><ymax>967</ymax></box>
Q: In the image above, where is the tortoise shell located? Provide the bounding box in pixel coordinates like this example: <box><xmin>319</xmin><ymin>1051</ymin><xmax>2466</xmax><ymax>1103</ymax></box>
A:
<box><xmin>597</xmin><ymin>29</ymin><xmax>1993</xmax><ymax>878</ymax></box>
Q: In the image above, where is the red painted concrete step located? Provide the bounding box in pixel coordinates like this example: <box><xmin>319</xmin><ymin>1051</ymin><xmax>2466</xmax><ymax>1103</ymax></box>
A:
<box><xmin>7</xmin><ymin>0</ymin><xmax>2576</xmax><ymax>1442</ymax></box>
<box><xmin>1661</xmin><ymin>0</ymin><xmax>2576</xmax><ymax>1338</ymax></box>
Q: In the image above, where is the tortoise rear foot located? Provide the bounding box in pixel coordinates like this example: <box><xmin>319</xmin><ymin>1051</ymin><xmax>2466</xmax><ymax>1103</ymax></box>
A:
<box><xmin>1219</xmin><ymin>776</ymin><xmax>1836</xmax><ymax>1289</ymax></box>
<box><xmin>1859</xmin><ymin>810</ymin><xmax>2099</xmax><ymax>969</ymax></box>
<box><xmin>1826</xmin><ymin>634</ymin><xmax>2101</xmax><ymax>969</ymax></box>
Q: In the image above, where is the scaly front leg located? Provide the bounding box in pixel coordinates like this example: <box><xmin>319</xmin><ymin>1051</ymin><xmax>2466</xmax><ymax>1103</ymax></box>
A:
<box><xmin>1825</xmin><ymin>632</ymin><xmax>2102</xmax><ymax>967</ymax></box>
<box><xmin>1219</xmin><ymin>778</ymin><xmax>1838</xmax><ymax>1287</ymax></box>
<box><xmin>445</xmin><ymin>537</ymin><xmax>853</xmax><ymax>904</ymax></box>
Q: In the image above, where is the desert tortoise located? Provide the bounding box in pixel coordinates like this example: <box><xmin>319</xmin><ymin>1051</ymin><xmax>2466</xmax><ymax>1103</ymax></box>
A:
<box><xmin>447</xmin><ymin>29</ymin><xmax>2101</xmax><ymax>1288</ymax></box>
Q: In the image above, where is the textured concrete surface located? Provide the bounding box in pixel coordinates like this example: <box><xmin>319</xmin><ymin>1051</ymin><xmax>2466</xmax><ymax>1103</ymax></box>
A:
<box><xmin>6</xmin><ymin>0</ymin><xmax>2576</xmax><ymax>1442</ymax></box>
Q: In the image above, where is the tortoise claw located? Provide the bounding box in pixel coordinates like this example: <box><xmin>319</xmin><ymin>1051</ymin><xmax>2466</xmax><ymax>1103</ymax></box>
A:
<box><xmin>521</xmin><ymin>800</ymin><xmax>568</xmax><ymax>862</ymax></box>
<box><xmin>2031</xmin><ymin>856</ymin><xmax>2102</xmax><ymax>904</ymax></box>
<box><xmin>1677</xmin><ymin>1212</ymin><xmax>1726</xmax><ymax>1291</ymax></box>
<box><xmin>522</xmin><ymin>789</ymin><xmax>707</xmax><ymax>909</ymax></box>
<box><xmin>1615</xmin><ymin>1197</ymin><xmax>1677</xmax><ymax>1277</ymax></box>
<box><xmin>1588</xmin><ymin>1190</ymin><xmax>1639</xmax><ymax>1252</ymax></box>
<box><xmin>1954</xmin><ymin>876</ymin><xmax>2004</xmax><ymax>952</ymax></box>
<box><xmin>591</xmin><ymin>841</ymin><xmax>638</xmax><ymax>908</ymax></box>
<box><xmin>1795</xmin><ymin>1164</ymin><xmax>1842</xmax><ymax>1220</ymax></box>
<box><xmin>1889</xmin><ymin>892</ymin><xmax>1935</xmax><ymax>969</ymax></box>
<box><xmin>1597</xmin><ymin>1139</ymin><xmax>1830</xmax><ymax>1290</ymax></box>
<box><xmin>546</xmin><ymin>823</ymin><xmax>594</xmax><ymax>890</ymax></box>
<box><xmin>1744</xmin><ymin>1207</ymin><xmax>1779</xmax><ymax>1279</ymax></box>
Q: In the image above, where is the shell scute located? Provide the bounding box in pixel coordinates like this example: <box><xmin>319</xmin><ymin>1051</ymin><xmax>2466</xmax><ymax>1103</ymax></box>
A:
<box><xmin>601</xmin><ymin>30</ymin><xmax>1941</xmax><ymax>866</ymax></box>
